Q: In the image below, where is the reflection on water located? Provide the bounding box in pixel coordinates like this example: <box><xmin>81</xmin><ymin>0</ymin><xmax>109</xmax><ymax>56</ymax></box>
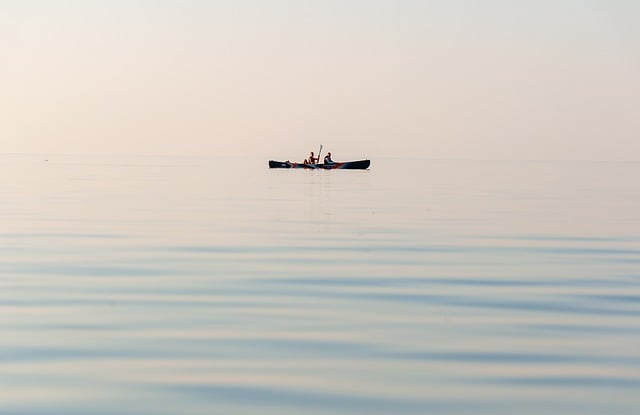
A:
<box><xmin>1</xmin><ymin>155</ymin><xmax>639</xmax><ymax>414</ymax></box>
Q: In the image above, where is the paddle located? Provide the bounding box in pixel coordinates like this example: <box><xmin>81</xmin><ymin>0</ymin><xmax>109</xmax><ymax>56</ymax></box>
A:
<box><xmin>317</xmin><ymin>144</ymin><xmax>322</xmax><ymax>165</ymax></box>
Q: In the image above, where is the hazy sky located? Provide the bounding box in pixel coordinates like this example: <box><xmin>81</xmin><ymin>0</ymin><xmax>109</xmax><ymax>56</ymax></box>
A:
<box><xmin>2</xmin><ymin>0</ymin><xmax>639</xmax><ymax>160</ymax></box>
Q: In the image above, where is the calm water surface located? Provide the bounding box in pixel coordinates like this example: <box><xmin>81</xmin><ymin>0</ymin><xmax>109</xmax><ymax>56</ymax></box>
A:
<box><xmin>1</xmin><ymin>155</ymin><xmax>639</xmax><ymax>414</ymax></box>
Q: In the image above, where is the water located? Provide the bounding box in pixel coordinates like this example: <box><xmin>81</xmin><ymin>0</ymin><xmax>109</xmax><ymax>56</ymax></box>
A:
<box><xmin>1</xmin><ymin>154</ymin><xmax>639</xmax><ymax>415</ymax></box>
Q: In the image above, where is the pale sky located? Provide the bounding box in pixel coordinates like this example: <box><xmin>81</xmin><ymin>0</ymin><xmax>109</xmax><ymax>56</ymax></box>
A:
<box><xmin>1</xmin><ymin>0</ymin><xmax>639</xmax><ymax>160</ymax></box>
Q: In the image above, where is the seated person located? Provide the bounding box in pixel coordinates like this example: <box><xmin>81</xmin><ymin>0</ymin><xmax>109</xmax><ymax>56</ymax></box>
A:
<box><xmin>323</xmin><ymin>152</ymin><xmax>334</xmax><ymax>164</ymax></box>
<box><xmin>304</xmin><ymin>151</ymin><xmax>318</xmax><ymax>164</ymax></box>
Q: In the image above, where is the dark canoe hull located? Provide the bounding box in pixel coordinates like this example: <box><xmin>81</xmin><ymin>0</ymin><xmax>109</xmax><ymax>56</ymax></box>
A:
<box><xmin>269</xmin><ymin>159</ymin><xmax>370</xmax><ymax>170</ymax></box>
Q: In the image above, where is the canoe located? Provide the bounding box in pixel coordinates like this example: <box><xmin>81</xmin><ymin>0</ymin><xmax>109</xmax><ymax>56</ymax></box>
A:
<box><xmin>269</xmin><ymin>159</ymin><xmax>370</xmax><ymax>170</ymax></box>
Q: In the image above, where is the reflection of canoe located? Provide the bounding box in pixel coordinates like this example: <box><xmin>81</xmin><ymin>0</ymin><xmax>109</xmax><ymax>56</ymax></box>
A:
<box><xmin>268</xmin><ymin>159</ymin><xmax>370</xmax><ymax>170</ymax></box>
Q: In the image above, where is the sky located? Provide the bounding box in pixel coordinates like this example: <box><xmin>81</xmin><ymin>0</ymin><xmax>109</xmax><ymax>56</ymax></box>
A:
<box><xmin>1</xmin><ymin>0</ymin><xmax>639</xmax><ymax>160</ymax></box>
